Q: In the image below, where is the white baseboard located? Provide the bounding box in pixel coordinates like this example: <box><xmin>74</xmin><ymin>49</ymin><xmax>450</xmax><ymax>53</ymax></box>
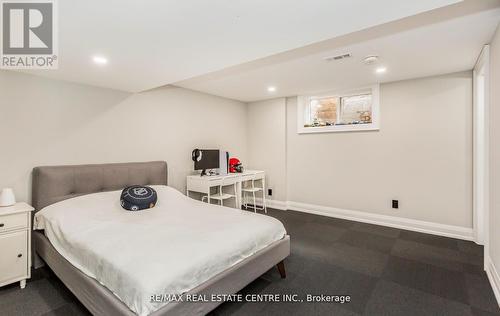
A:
<box><xmin>253</xmin><ymin>198</ymin><xmax>287</xmax><ymax>210</ymax></box>
<box><xmin>255</xmin><ymin>198</ymin><xmax>473</xmax><ymax>241</ymax></box>
<box><xmin>485</xmin><ymin>256</ymin><xmax>500</xmax><ymax>308</ymax></box>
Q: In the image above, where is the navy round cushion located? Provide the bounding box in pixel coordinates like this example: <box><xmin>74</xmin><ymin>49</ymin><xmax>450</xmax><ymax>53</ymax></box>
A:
<box><xmin>120</xmin><ymin>186</ymin><xmax>157</xmax><ymax>211</ymax></box>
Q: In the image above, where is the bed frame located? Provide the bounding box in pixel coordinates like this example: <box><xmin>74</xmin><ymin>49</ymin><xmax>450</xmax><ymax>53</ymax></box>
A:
<box><xmin>31</xmin><ymin>161</ymin><xmax>290</xmax><ymax>316</ymax></box>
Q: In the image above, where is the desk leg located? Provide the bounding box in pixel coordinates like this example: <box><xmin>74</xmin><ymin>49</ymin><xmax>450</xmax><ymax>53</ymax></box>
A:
<box><xmin>237</xmin><ymin>181</ymin><xmax>242</xmax><ymax>209</ymax></box>
<box><xmin>262</xmin><ymin>177</ymin><xmax>267</xmax><ymax>213</ymax></box>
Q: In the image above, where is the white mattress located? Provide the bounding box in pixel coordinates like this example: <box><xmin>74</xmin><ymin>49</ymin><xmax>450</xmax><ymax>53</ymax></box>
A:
<box><xmin>34</xmin><ymin>185</ymin><xmax>286</xmax><ymax>316</ymax></box>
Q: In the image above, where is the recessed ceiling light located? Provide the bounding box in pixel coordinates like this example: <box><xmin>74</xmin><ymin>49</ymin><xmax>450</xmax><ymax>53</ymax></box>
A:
<box><xmin>375</xmin><ymin>67</ymin><xmax>387</xmax><ymax>74</ymax></box>
<box><xmin>93</xmin><ymin>56</ymin><xmax>108</xmax><ymax>65</ymax></box>
<box><xmin>267</xmin><ymin>86</ymin><xmax>276</xmax><ymax>92</ymax></box>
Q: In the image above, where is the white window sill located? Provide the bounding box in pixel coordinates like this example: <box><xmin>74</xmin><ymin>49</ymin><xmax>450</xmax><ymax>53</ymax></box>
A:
<box><xmin>298</xmin><ymin>124</ymin><xmax>379</xmax><ymax>134</ymax></box>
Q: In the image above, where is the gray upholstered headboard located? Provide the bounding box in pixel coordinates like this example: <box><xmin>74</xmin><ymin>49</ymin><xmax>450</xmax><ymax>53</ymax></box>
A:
<box><xmin>32</xmin><ymin>161</ymin><xmax>167</xmax><ymax>210</ymax></box>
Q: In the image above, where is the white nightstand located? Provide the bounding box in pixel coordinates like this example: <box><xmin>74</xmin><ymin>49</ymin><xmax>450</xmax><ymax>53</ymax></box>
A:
<box><xmin>0</xmin><ymin>202</ymin><xmax>34</xmax><ymax>289</ymax></box>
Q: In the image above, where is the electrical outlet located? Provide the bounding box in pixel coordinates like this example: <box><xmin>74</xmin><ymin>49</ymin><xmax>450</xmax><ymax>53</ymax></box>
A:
<box><xmin>392</xmin><ymin>200</ymin><xmax>399</xmax><ymax>209</ymax></box>
<box><xmin>268</xmin><ymin>188</ymin><xmax>273</xmax><ymax>196</ymax></box>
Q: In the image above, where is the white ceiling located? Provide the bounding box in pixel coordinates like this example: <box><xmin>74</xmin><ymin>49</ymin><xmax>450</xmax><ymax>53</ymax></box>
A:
<box><xmin>23</xmin><ymin>0</ymin><xmax>463</xmax><ymax>92</ymax></box>
<box><xmin>176</xmin><ymin>4</ymin><xmax>500</xmax><ymax>102</ymax></box>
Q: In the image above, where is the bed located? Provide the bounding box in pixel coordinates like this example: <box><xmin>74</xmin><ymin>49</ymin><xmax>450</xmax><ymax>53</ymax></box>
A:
<box><xmin>31</xmin><ymin>161</ymin><xmax>290</xmax><ymax>316</ymax></box>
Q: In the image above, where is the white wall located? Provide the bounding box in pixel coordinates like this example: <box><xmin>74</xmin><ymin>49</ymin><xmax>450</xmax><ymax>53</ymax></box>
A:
<box><xmin>246</xmin><ymin>98</ymin><xmax>287</xmax><ymax>201</ymax></box>
<box><xmin>0</xmin><ymin>71</ymin><xmax>247</xmax><ymax>203</ymax></box>
<box><xmin>0</xmin><ymin>69</ymin><xmax>475</xmax><ymax>232</ymax></box>
<box><xmin>488</xmin><ymin>23</ymin><xmax>500</xmax><ymax>287</ymax></box>
<box><xmin>248</xmin><ymin>71</ymin><xmax>473</xmax><ymax>229</ymax></box>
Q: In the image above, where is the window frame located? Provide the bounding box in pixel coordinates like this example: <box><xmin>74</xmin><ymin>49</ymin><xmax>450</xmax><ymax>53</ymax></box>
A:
<box><xmin>297</xmin><ymin>84</ymin><xmax>380</xmax><ymax>134</ymax></box>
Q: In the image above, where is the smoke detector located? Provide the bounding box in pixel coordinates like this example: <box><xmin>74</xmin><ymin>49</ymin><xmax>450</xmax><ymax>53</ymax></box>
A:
<box><xmin>324</xmin><ymin>53</ymin><xmax>351</xmax><ymax>62</ymax></box>
<box><xmin>363</xmin><ymin>55</ymin><xmax>379</xmax><ymax>65</ymax></box>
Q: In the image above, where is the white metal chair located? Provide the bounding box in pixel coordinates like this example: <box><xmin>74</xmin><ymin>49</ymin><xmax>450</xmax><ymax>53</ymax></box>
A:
<box><xmin>242</xmin><ymin>174</ymin><xmax>267</xmax><ymax>213</ymax></box>
<box><xmin>202</xmin><ymin>176</ymin><xmax>238</xmax><ymax>208</ymax></box>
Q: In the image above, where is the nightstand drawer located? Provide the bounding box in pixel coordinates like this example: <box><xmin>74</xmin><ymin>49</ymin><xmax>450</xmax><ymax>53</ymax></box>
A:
<box><xmin>0</xmin><ymin>213</ymin><xmax>28</xmax><ymax>233</ymax></box>
<box><xmin>0</xmin><ymin>231</ymin><xmax>28</xmax><ymax>282</ymax></box>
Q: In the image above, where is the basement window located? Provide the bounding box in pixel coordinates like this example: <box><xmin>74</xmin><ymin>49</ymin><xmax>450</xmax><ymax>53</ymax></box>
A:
<box><xmin>298</xmin><ymin>85</ymin><xmax>380</xmax><ymax>133</ymax></box>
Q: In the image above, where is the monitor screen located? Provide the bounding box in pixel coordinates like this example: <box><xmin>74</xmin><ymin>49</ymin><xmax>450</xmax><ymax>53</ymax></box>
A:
<box><xmin>194</xmin><ymin>149</ymin><xmax>220</xmax><ymax>171</ymax></box>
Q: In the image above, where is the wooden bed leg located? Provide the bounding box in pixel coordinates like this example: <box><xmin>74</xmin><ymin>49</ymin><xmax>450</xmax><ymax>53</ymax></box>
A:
<box><xmin>277</xmin><ymin>261</ymin><xmax>286</xmax><ymax>279</ymax></box>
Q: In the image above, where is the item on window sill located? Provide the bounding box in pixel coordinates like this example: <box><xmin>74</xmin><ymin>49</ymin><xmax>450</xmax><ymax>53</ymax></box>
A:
<box><xmin>0</xmin><ymin>188</ymin><xmax>16</xmax><ymax>207</ymax></box>
<box><xmin>359</xmin><ymin>111</ymin><xmax>371</xmax><ymax>122</ymax></box>
<box><xmin>229</xmin><ymin>158</ymin><xmax>244</xmax><ymax>173</ymax></box>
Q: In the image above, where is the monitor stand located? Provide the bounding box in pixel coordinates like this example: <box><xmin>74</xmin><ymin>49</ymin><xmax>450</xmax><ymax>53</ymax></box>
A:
<box><xmin>200</xmin><ymin>169</ymin><xmax>208</xmax><ymax>176</ymax></box>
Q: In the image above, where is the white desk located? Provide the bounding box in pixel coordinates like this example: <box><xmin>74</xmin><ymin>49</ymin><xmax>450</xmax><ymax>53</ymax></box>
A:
<box><xmin>186</xmin><ymin>170</ymin><xmax>265</xmax><ymax>209</ymax></box>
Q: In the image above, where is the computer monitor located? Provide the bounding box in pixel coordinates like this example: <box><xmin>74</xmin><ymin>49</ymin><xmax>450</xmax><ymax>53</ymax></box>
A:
<box><xmin>194</xmin><ymin>149</ymin><xmax>220</xmax><ymax>175</ymax></box>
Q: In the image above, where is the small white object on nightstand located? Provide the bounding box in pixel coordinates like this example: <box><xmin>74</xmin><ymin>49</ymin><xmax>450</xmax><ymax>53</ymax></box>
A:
<box><xmin>0</xmin><ymin>188</ymin><xmax>16</xmax><ymax>207</ymax></box>
<box><xmin>0</xmin><ymin>202</ymin><xmax>34</xmax><ymax>289</ymax></box>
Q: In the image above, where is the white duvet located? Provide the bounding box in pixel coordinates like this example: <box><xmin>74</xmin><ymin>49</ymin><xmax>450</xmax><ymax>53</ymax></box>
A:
<box><xmin>34</xmin><ymin>185</ymin><xmax>286</xmax><ymax>316</ymax></box>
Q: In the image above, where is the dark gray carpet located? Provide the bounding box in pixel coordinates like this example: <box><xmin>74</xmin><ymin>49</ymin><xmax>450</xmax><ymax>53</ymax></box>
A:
<box><xmin>0</xmin><ymin>208</ymin><xmax>498</xmax><ymax>316</ymax></box>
